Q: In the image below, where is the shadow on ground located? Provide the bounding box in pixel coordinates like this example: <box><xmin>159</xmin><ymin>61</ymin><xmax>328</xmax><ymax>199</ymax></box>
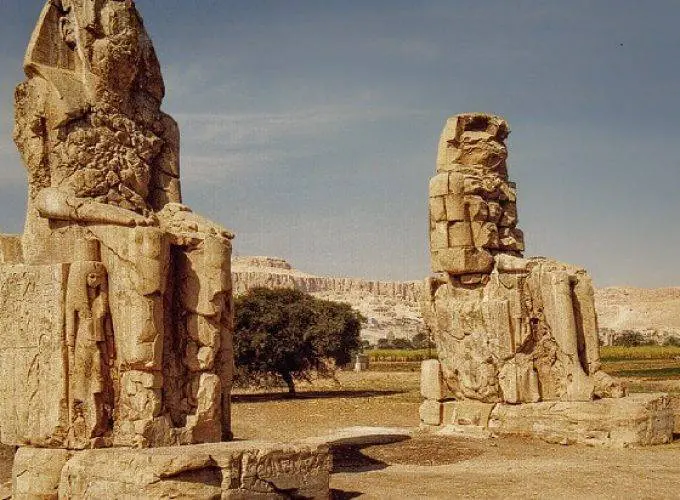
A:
<box><xmin>331</xmin><ymin>489</ymin><xmax>363</xmax><ymax>499</ymax></box>
<box><xmin>232</xmin><ymin>389</ymin><xmax>405</xmax><ymax>403</ymax></box>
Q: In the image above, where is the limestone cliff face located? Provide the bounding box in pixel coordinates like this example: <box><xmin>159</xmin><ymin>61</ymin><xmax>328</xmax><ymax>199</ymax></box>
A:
<box><xmin>232</xmin><ymin>257</ymin><xmax>680</xmax><ymax>346</ymax></box>
<box><xmin>232</xmin><ymin>257</ymin><xmax>424</xmax><ymax>343</ymax></box>
<box><xmin>233</xmin><ymin>258</ymin><xmax>421</xmax><ymax>301</ymax></box>
<box><xmin>595</xmin><ymin>287</ymin><xmax>680</xmax><ymax>343</ymax></box>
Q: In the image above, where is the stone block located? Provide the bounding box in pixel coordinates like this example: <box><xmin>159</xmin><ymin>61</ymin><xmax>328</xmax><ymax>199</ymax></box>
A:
<box><xmin>443</xmin><ymin>400</ymin><xmax>496</xmax><ymax>427</ymax></box>
<box><xmin>0</xmin><ymin>264</ymin><xmax>69</xmax><ymax>447</ymax></box>
<box><xmin>0</xmin><ymin>235</ymin><xmax>22</xmax><ymax>264</ymax></box>
<box><xmin>429</xmin><ymin>196</ymin><xmax>447</xmax><ymax>222</ymax></box>
<box><xmin>499</xmin><ymin>201</ymin><xmax>517</xmax><ymax>227</ymax></box>
<box><xmin>421</xmin><ymin>359</ymin><xmax>446</xmax><ymax>400</ymax></box>
<box><xmin>467</xmin><ymin>196</ymin><xmax>489</xmax><ymax>221</ymax></box>
<box><xmin>499</xmin><ymin>227</ymin><xmax>525</xmax><ymax>252</ymax></box>
<box><xmin>448</xmin><ymin>221</ymin><xmax>473</xmax><ymax>247</ymax></box>
<box><xmin>471</xmin><ymin>221</ymin><xmax>500</xmax><ymax>249</ymax></box>
<box><xmin>448</xmin><ymin>172</ymin><xmax>465</xmax><ymax>195</ymax></box>
<box><xmin>13</xmin><ymin>448</ymin><xmax>70</xmax><ymax>500</ymax></box>
<box><xmin>430</xmin><ymin>222</ymin><xmax>449</xmax><ymax>250</ymax></box>
<box><xmin>459</xmin><ymin>274</ymin><xmax>483</xmax><ymax>285</ymax></box>
<box><xmin>500</xmin><ymin>183</ymin><xmax>517</xmax><ymax>202</ymax></box>
<box><xmin>420</xmin><ymin>400</ymin><xmax>443</xmax><ymax>426</ymax></box>
<box><xmin>488</xmin><ymin>393</ymin><xmax>674</xmax><ymax>447</ymax></box>
<box><xmin>32</xmin><ymin>442</ymin><xmax>332</xmax><ymax>499</ymax></box>
<box><xmin>435</xmin><ymin>247</ymin><xmax>494</xmax><ymax>276</ymax></box>
<box><xmin>444</xmin><ymin>194</ymin><xmax>466</xmax><ymax>221</ymax></box>
<box><xmin>463</xmin><ymin>176</ymin><xmax>484</xmax><ymax>195</ymax></box>
<box><xmin>429</xmin><ymin>173</ymin><xmax>449</xmax><ymax>197</ymax></box>
<box><xmin>487</xmin><ymin>201</ymin><xmax>502</xmax><ymax>223</ymax></box>
<box><xmin>430</xmin><ymin>251</ymin><xmax>443</xmax><ymax>273</ymax></box>
<box><xmin>670</xmin><ymin>396</ymin><xmax>680</xmax><ymax>434</ymax></box>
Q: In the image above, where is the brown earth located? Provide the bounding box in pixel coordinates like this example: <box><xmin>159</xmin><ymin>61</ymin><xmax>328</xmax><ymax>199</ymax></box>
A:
<box><xmin>232</xmin><ymin>371</ymin><xmax>680</xmax><ymax>499</ymax></box>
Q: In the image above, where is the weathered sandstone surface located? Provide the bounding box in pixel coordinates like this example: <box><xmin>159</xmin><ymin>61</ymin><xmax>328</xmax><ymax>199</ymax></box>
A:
<box><xmin>418</xmin><ymin>392</ymin><xmax>673</xmax><ymax>447</ymax></box>
<box><xmin>416</xmin><ymin>113</ymin><xmax>672</xmax><ymax>445</ymax></box>
<box><xmin>13</xmin><ymin>442</ymin><xmax>331</xmax><ymax>499</ymax></box>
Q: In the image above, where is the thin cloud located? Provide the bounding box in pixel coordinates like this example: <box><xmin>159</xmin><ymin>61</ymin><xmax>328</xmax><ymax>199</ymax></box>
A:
<box><xmin>177</xmin><ymin>105</ymin><xmax>427</xmax><ymax>179</ymax></box>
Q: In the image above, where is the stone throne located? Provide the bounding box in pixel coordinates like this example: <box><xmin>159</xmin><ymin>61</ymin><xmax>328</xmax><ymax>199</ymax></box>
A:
<box><xmin>0</xmin><ymin>0</ymin><xmax>234</xmax><ymax>450</ymax></box>
<box><xmin>419</xmin><ymin>113</ymin><xmax>672</xmax><ymax>446</ymax></box>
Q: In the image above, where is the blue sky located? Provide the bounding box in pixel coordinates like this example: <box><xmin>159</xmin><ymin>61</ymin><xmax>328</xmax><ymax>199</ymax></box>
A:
<box><xmin>1</xmin><ymin>1</ymin><xmax>679</xmax><ymax>287</ymax></box>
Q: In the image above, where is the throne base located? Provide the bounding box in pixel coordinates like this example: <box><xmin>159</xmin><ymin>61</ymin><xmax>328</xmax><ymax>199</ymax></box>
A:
<box><xmin>13</xmin><ymin>441</ymin><xmax>331</xmax><ymax>499</ymax></box>
<box><xmin>420</xmin><ymin>393</ymin><xmax>674</xmax><ymax>447</ymax></box>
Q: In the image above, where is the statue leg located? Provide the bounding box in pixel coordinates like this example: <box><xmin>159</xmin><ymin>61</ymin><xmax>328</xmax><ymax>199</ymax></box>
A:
<box><xmin>541</xmin><ymin>270</ymin><xmax>594</xmax><ymax>401</ymax></box>
<box><xmin>91</xmin><ymin>225</ymin><xmax>169</xmax><ymax>447</ymax></box>
<box><xmin>175</xmin><ymin>234</ymin><xmax>233</xmax><ymax>442</ymax></box>
<box><xmin>572</xmin><ymin>274</ymin><xmax>602</xmax><ymax>374</ymax></box>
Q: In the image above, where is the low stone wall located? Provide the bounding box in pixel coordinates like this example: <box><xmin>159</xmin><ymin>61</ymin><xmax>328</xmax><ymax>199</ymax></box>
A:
<box><xmin>13</xmin><ymin>442</ymin><xmax>331</xmax><ymax>499</ymax></box>
<box><xmin>419</xmin><ymin>360</ymin><xmax>674</xmax><ymax>447</ymax></box>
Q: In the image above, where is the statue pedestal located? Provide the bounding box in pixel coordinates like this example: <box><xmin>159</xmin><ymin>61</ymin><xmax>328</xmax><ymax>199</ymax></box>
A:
<box><xmin>13</xmin><ymin>442</ymin><xmax>331</xmax><ymax>499</ymax></box>
<box><xmin>420</xmin><ymin>394</ymin><xmax>674</xmax><ymax>447</ymax></box>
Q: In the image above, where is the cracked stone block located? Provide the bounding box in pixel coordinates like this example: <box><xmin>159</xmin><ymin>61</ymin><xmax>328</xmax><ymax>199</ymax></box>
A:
<box><xmin>0</xmin><ymin>264</ymin><xmax>70</xmax><ymax>447</ymax></box>
<box><xmin>423</xmin><ymin>113</ymin><xmax>627</xmax><ymax>413</ymax></box>
<box><xmin>420</xmin><ymin>400</ymin><xmax>443</xmax><ymax>426</ymax></box>
<box><xmin>13</xmin><ymin>448</ymin><xmax>70</xmax><ymax>500</ymax></box>
<box><xmin>57</xmin><ymin>442</ymin><xmax>331</xmax><ymax>499</ymax></box>
<box><xmin>421</xmin><ymin>359</ymin><xmax>447</xmax><ymax>401</ymax></box>
<box><xmin>488</xmin><ymin>393</ymin><xmax>674</xmax><ymax>447</ymax></box>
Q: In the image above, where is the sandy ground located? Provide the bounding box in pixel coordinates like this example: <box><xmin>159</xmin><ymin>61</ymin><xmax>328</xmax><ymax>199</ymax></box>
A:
<box><xmin>331</xmin><ymin>436</ymin><xmax>680</xmax><ymax>499</ymax></box>
<box><xmin>232</xmin><ymin>371</ymin><xmax>680</xmax><ymax>500</ymax></box>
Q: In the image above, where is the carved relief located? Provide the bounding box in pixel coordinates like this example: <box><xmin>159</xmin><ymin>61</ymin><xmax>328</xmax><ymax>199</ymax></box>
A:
<box><xmin>65</xmin><ymin>260</ymin><xmax>114</xmax><ymax>448</ymax></box>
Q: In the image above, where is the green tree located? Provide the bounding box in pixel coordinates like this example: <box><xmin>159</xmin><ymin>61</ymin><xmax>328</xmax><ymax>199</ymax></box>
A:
<box><xmin>391</xmin><ymin>337</ymin><xmax>413</xmax><ymax>350</ymax></box>
<box><xmin>613</xmin><ymin>331</ymin><xmax>652</xmax><ymax>347</ymax></box>
<box><xmin>234</xmin><ymin>288</ymin><xmax>364</xmax><ymax>395</ymax></box>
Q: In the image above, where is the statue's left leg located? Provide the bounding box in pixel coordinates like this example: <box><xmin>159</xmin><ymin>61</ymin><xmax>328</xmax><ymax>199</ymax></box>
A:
<box><xmin>572</xmin><ymin>273</ymin><xmax>601</xmax><ymax>374</ymax></box>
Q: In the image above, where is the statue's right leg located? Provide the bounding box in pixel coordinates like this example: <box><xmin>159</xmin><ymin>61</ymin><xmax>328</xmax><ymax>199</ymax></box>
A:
<box><xmin>89</xmin><ymin>225</ymin><xmax>169</xmax><ymax>447</ymax></box>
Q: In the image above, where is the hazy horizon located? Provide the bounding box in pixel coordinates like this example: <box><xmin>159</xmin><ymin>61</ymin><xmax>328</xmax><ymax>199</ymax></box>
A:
<box><xmin>1</xmin><ymin>1</ymin><xmax>679</xmax><ymax>288</ymax></box>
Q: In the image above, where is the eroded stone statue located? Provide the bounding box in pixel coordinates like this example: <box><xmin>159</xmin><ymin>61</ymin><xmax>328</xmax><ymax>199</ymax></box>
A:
<box><xmin>0</xmin><ymin>0</ymin><xmax>234</xmax><ymax>449</ymax></box>
<box><xmin>0</xmin><ymin>4</ymin><xmax>334</xmax><ymax>496</ymax></box>
<box><xmin>421</xmin><ymin>113</ymin><xmax>624</xmax><ymax>405</ymax></box>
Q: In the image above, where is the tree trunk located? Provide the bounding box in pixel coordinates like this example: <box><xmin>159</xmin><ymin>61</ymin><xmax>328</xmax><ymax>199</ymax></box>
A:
<box><xmin>281</xmin><ymin>371</ymin><xmax>296</xmax><ymax>397</ymax></box>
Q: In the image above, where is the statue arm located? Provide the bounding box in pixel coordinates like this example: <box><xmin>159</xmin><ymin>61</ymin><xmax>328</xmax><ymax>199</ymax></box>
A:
<box><xmin>148</xmin><ymin>113</ymin><xmax>182</xmax><ymax>211</ymax></box>
<box><xmin>35</xmin><ymin>187</ymin><xmax>157</xmax><ymax>227</ymax></box>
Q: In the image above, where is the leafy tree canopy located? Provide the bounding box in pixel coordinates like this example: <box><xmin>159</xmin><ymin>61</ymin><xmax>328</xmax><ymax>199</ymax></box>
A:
<box><xmin>234</xmin><ymin>287</ymin><xmax>364</xmax><ymax>395</ymax></box>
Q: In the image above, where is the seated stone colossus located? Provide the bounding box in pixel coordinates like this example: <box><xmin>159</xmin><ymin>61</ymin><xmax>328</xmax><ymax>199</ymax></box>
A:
<box><xmin>421</xmin><ymin>113</ymin><xmax>624</xmax><ymax>404</ymax></box>
<box><xmin>0</xmin><ymin>0</ymin><xmax>234</xmax><ymax>449</ymax></box>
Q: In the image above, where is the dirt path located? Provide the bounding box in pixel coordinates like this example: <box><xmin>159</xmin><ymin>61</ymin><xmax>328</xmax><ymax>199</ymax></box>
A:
<box><xmin>231</xmin><ymin>371</ymin><xmax>421</xmax><ymax>442</ymax></box>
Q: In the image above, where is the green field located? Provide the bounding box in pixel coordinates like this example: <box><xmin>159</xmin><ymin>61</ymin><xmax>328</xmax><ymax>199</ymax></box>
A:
<box><xmin>365</xmin><ymin>349</ymin><xmax>435</xmax><ymax>362</ymax></box>
<box><xmin>600</xmin><ymin>345</ymin><xmax>680</xmax><ymax>361</ymax></box>
<box><xmin>366</xmin><ymin>346</ymin><xmax>680</xmax><ymax>362</ymax></box>
<box><xmin>364</xmin><ymin>346</ymin><xmax>680</xmax><ymax>381</ymax></box>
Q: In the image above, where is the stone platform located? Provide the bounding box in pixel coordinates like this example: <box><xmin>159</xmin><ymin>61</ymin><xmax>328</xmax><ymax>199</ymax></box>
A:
<box><xmin>420</xmin><ymin>393</ymin><xmax>674</xmax><ymax>447</ymax></box>
<box><xmin>13</xmin><ymin>441</ymin><xmax>331</xmax><ymax>499</ymax></box>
